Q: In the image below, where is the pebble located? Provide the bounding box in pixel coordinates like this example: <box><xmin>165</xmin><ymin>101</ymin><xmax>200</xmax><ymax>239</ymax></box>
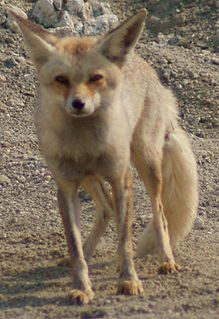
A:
<box><xmin>194</xmin><ymin>216</ymin><xmax>205</xmax><ymax>230</ymax></box>
<box><xmin>0</xmin><ymin>13</ymin><xmax>6</xmax><ymax>25</ymax></box>
<box><xmin>7</xmin><ymin>98</ymin><xmax>25</xmax><ymax>108</ymax></box>
<box><xmin>0</xmin><ymin>175</ymin><xmax>11</xmax><ymax>184</ymax></box>
<box><xmin>3</xmin><ymin>57</ymin><xmax>17</xmax><ymax>68</ymax></box>
<box><xmin>211</xmin><ymin>57</ymin><xmax>219</xmax><ymax>65</ymax></box>
<box><xmin>0</xmin><ymin>74</ymin><xmax>6</xmax><ymax>82</ymax></box>
<box><xmin>15</xmin><ymin>56</ymin><xmax>26</xmax><ymax>64</ymax></box>
<box><xmin>188</xmin><ymin>70</ymin><xmax>199</xmax><ymax>79</ymax></box>
<box><xmin>53</xmin><ymin>0</ymin><xmax>62</xmax><ymax>11</ymax></box>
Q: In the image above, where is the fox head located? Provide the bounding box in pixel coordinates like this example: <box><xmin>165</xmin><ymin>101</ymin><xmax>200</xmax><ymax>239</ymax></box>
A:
<box><xmin>9</xmin><ymin>8</ymin><xmax>147</xmax><ymax>118</ymax></box>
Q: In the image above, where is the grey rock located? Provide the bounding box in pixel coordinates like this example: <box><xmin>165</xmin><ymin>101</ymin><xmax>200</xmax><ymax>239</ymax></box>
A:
<box><xmin>56</xmin><ymin>10</ymin><xmax>74</xmax><ymax>29</ymax></box>
<box><xmin>211</xmin><ymin>57</ymin><xmax>219</xmax><ymax>65</ymax></box>
<box><xmin>53</xmin><ymin>0</ymin><xmax>62</xmax><ymax>11</ymax></box>
<box><xmin>168</xmin><ymin>36</ymin><xmax>181</xmax><ymax>46</ymax></box>
<box><xmin>0</xmin><ymin>12</ymin><xmax>7</xmax><ymax>25</ymax></box>
<box><xmin>193</xmin><ymin>216</ymin><xmax>205</xmax><ymax>230</ymax></box>
<box><xmin>66</xmin><ymin>0</ymin><xmax>88</xmax><ymax>20</ymax></box>
<box><xmin>71</xmin><ymin>16</ymin><xmax>83</xmax><ymax>34</ymax></box>
<box><xmin>0</xmin><ymin>74</ymin><xmax>6</xmax><ymax>82</ymax></box>
<box><xmin>32</xmin><ymin>0</ymin><xmax>57</xmax><ymax>27</ymax></box>
<box><xmin>49</xmin><ymin>26</ymin><xmax>77</xmax><ymax>36</ymax></box>
<box><xmin>84</xmin><ymin>14</ymin><xmax>118</xmax><ymax>36</ymax></box>
<box><xmin>3</xmin><ymin>57</ymin><xmax>18</xmax><ymax>68</ymax></box>
<box><xmin>89</xmin><ymin>0</ymin><xmax>112</xmax><ymax>17</ymax></box>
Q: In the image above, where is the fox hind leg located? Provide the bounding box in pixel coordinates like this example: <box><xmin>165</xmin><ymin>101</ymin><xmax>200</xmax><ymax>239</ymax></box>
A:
<box><xmin>132</xmin><ymin>148</ymin><xmax>181</xmax><ymax>273</ymax></box>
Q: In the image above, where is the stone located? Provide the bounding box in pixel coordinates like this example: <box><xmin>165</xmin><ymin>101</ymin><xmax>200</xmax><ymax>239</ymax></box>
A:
<box><xmin>84</xmin><ymin>14</ymin><xmax>118</xmax><ymax>35</ymax></box>
<box><xmin>0</xmin><ymin>175</ymin><xmax>10</xmax><ymax>184</ymax></box>
<box><xmin>56</xmin><ymin>10</ymin><xmax>74</xmax><ymax>29</ymax></box>
<box><xmin>211</xmin><ymin>57</ymin><xmax>219</xmax><ymax>65</ymax></box>
<box><xmin>53</xmin><ymin>0</ymin><xmax>62</xmax><ymax>11</ymax></box>
<box><xmin>0</xmin><ymin>12</ymin><xmax>7</xmax><ymax>25</ymax></box>
<box><xmin>89</xmin><ymin>0</ymin><xmax>112</xmax><ymax>17</ymax></box>
<box><xmin>0</xmin><ymin>74</ymin><xmax>6</xmax><ymax>82</ymax></box>
<box><xmin>66</xmin><ymin>0</ymin><xmax>87</xmax><ymax>20</ymax></box>
<box><xmin>3</xmin><ymin>57</ymin><xmax>18</xmax><ymax>68</ymax></box>
<box><xmin>6</xmin><ymin>1</ymin><xmax>119</xmax><ymax>38</ymax></box>
<box><xmin>32</xmin><ymin>0</ymin><xmax>57</xmax><ymax>27</ymax></box>
<box><xmin>193</xmin><ymin>216</ymin><xmax>205</xmax><ymax>230</ymax></box>
<box><xmin>50</xmin><ymin>26</ymin><xmax>77</xmax><ymax>36</ymax></box>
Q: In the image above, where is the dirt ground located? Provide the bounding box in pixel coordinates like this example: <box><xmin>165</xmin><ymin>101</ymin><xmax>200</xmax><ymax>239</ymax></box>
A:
<box><xmin>0</xmin><ymin>1</ymin><xmax>218</xmax><ymax>318</ymax></box>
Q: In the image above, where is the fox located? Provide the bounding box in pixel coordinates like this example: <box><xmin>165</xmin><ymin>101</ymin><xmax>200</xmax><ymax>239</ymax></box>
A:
<box><xmin>9</xmin><ymin>8</ymin><xmax>198</xmax><ymax>305</ymax></box>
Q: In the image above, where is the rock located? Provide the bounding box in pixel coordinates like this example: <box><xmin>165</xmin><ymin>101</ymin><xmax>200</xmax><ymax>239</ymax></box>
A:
<box><xmin>193</xmin><ymin>216</ymin><xmax>205</xmax><ymax>230</ymax></box>
<box><xmin>168</xmin><ymin>36</ymin><xmax>181</xmax><ymax>46</ymax></box>
<box><xmin>89</xmin><ymin>0</ymin><xmax>112</xmax><ymax>17</ymax></box>
<box><xmin>32</xmin><ymin>0</ymin><xmax>57</xmax><ymax>27</ymax></box>
<box><xmin>66</xmin><ymin>0</ymin><xmax>88</xmax><ymax>20</ymax></box>
<box><xmin>53</xmin><ymin>0</ymin><xmax>62</xmax><ymax>11</ymax></box>
<box><xmin>6</xmin><ymin>5</ymin><xmax>27</xmax><ymax>32</ymax></box>
<box><xmin>211</xmin><ymin>57</ymin><xmax>219</xmax><ymax>65</ymax></box>
<box><xmin>0</xmin><ymin>175</ymin><xmax>10</xmax><ymax>184</ymax></box>
<box><xmin>0</xmin><ymin>12</ymin><xmax>7</xmax><ymax>25</ymax></box>
<box><xmin>3</xmin><ymin>57</ymin><xmax>18</xmax><ymax>68</ymax></box>
<box><xmin>7</xmin><ymin>98</ymin><xmax>25</xmax><ymax>108</ymax></box>
<box><xmin>0</xmin><ymin>74</ymin><xmax>6</xmax><ymax>82</ymax></box>
<box><xmin>148</xmin><ymin>15</ymin><xmax>161</xmax><ymax>32</ymax></box>
<box><xmin>56</xmin><ymin>10</ymin><xmax>74</xmax><ymax>29</ymax></box>
<box><xmin>50</xmin><ymin>26</ymin><xmax>77</xmax><ymax>36</ymax></box>
<box><xmin>84</xmin><ymin>14</ymin><xmax>118</xmax><ymax>35</ymax></box>
<box><xmin>188</xmin><ymin>70</ymin><xmax>199</xmax><ymax>79</ymax></box>
<box><xmin>71</xmin><ymin>17</ymin><xmax>83</xmax><ymax>34</ymax></box>
<box><xmin>30</xmin><ymin>0</ymin><xmax>118</xmax><ymax>36</ymax></box>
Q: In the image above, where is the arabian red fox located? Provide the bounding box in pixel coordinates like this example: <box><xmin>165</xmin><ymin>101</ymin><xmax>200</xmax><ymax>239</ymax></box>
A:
<box><xmin>9</xmin><ymin>8</ymin><xmax>198</xmax><ymax>304</ymax></box>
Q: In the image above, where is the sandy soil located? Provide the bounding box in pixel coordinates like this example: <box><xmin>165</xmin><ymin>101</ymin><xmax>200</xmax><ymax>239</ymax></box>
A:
<box><xmin>0</xmin><ymin>1</ymin><xmax>218</xmax><ymax>318</ymax></box>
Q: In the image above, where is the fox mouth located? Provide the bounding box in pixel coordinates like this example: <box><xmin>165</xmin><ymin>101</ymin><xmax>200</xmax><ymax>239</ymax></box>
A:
<box><xmin>67</xmin><ymin>108</ymin><xmax>94</xmax><ymax>118</ymax></box>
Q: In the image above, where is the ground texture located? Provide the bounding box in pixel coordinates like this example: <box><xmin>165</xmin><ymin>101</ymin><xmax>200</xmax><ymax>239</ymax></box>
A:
<box><xmin>0</xmin><ymin>1</ymin><xmax>218</xmax><ymax>318</ymax></box>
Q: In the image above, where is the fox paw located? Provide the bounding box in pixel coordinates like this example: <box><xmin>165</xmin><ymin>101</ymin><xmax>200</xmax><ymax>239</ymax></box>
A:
<box><xmin>69</xmin><ymin>289</ymin><xmax>94</xmax><ymax>305</ymax></box>
<box><xmin>158</xmin><ymin>262</ymin><xmax>181</xmax><ymax>274</ymax></box>
<box><xmin>117</xmin><ymin>279</ymin><xmax>144</xmax><ymax>296</ymax></box>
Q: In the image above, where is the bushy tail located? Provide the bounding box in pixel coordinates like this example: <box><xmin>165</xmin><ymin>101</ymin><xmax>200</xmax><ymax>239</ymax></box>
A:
<box><xmin>136</xmin><ymin>128</ymin><xmax>198</xmax><ymax>257</ymax></box>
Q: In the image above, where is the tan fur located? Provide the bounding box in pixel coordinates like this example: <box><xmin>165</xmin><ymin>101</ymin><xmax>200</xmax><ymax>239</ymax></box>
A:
<box><xmin>56</xmin><ymin>37</ymin><xmax>98</xmax><ymax>55</ymax></box>
<box><xmin>10</xmin><ymin>8</ymin><xmax>198</xmax><ymax>304</ymax></box>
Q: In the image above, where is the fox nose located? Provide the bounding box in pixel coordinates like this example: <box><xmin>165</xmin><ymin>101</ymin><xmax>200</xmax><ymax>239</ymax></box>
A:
<box><xmin>72</xmin><ymin>99</ymin><xmax>85</xmax><ymax>110</ymax></box>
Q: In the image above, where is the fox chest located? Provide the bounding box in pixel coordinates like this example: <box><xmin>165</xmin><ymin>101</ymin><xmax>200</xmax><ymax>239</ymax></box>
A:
<box><xmin>40</xmin><ymin>127</ymin><xmax>129</xmax><ymax>182</ymax></box>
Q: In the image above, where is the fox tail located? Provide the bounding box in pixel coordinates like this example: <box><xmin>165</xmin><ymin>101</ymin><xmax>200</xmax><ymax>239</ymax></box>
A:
<box><xmin>136</xmin><ymin>128</ymin><xmax>198</xmax><ymax>257</ymax></box>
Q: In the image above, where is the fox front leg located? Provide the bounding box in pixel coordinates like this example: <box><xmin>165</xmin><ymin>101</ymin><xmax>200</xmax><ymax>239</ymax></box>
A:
<box><xmin>112</xmin><ymin>170</ymin><xmax>144</xmax><ymax>296</ymax></box>
<box><xmin>82</xmin><ymin>176</ymin><xmax>113</xmax><ymax>261</ymax></box>
<box><xmin>57</xmin><ymin>185</ymin><xmax>94</xmax><ymax>305</ymax></box>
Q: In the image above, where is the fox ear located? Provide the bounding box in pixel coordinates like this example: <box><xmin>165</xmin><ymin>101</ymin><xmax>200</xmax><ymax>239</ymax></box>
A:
<box><xmin>98</xmin><ymin>9</ymin><xmax>147</xmax><ymax>65</ymax></box>
<box><xmin>7</xmin><ymin>8</ymin><xmax>57</xmax><ymax>68</ymax></box>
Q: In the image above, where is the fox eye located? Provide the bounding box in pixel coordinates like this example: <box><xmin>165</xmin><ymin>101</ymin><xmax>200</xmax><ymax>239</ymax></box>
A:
<box><xmin>55</xmin><ymin>75</ymin><xmax>70</xmax><ymax>86</ymax></box>
<box><xmin>89</xmin><ymin>74</ymin><xmax>104</xmax><ymax>82</ymax></box>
